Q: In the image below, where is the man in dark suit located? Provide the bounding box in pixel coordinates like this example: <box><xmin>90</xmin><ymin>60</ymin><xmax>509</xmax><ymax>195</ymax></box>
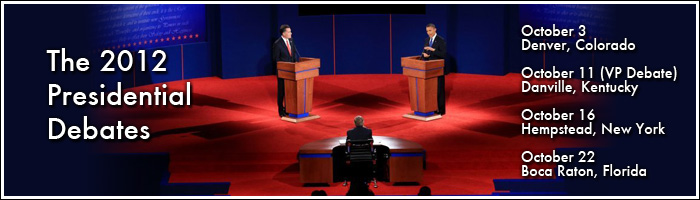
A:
<box><xmin>421</xmin><ymin>23</ymin><xmax>447</xmax><ymax>115</ymax></box>
<box><xmin>345</xmin><ymin>115</ymin><xmax>376</xmax><ymax>190</ymax></box>
<box><xmin>272</xmin><ymin>24</ymin><xmax>299</xmax><ymax>117</ymax></box>
<box><xmin>346</xmin><ymin>116</ymin><xmax>372</xmax><ymax>141</ymax></box>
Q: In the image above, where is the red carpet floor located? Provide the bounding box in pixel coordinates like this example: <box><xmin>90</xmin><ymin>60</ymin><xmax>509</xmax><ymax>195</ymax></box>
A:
<box><xmin>97</xmin><ymin>73</ymin><xmax>605</xmax><ymax>196</ymax></box>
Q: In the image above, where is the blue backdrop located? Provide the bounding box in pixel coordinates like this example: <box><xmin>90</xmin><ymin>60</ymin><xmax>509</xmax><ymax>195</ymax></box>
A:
<box><xmin>103</xmin><ymin>4</ymin><xmax>524</xmax><ymax>84</ymax></box>
<box><xmin>85</xmin><ymin>4</ymin><xmax>628</xmax><ymax>86</ymax></box>
<box><xmin>219</xmin><ymin>4</ymin><xmax>511</xmax><ymax>78</ymax></box>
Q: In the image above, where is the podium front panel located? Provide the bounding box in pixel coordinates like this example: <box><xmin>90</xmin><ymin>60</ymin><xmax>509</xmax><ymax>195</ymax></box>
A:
<box><xmin>407</xmin><ymin>77</ymin><xmax>438</xmax><ymax>113</ymax></box>
<box><xmin>284</xmin><ymin>78</ymin><xmax>314</xmax><ymax>118</ymax></box>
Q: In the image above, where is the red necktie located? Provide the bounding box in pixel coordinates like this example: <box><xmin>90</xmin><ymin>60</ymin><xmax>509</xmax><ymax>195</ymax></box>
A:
<box><xmin>285</xmin><ymin>39</ymin><xmax>292</xmax><ymax>57</ymax></box>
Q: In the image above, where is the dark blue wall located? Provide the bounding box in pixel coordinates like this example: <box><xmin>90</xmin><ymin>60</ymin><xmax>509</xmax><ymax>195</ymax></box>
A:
<box><xmin>113</xmin><ymin>5</ymin><xmax>521</xmax><ymax>86</ymax></box>
<box><xmin>453</xmin><ymin>5</ymin><xmax>508</xmax><ymax>75</ymax></box>
<box><xmin>217</xmin><ymin>4</ymin><xmax>514</xmax><ymax>78</ymax></box>
<box><xmin>335</xmin><ymin>14</ymin><xmax>391</xmax><ymax>74</ymax></box>
<box><xmin>219</xmin><ymin>5</ymin><xmax>276</xmax><ymax>79</ymax></box>
<box><xmin>275</xmin><ymin>5</ymin><xmax>335</xmax><ymax>75</ymax></box>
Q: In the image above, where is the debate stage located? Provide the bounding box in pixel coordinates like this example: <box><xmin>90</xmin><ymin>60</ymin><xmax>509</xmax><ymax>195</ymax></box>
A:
<box><xmin>96</xmin><ymin>73</ymin><xmax>603</xmax><ymax>196</ymax></box>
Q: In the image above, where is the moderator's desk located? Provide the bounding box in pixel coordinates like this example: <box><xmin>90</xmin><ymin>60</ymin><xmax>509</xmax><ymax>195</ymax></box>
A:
<box><xmin>298</xmin><ymin>136</ymin><xmax>425</xmax><ymax>184</ymax></box>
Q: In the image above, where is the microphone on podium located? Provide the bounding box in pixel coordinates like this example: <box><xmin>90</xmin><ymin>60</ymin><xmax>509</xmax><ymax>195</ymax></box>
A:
<box><xmin>420</xmin><ymin>47</ymin><xmax>430</xmax><ymax>61</ymax></box>
<box><xmin>292</xmin><ymin>39</ymin><xmax>301</xmax><ymax>62</ymax></box>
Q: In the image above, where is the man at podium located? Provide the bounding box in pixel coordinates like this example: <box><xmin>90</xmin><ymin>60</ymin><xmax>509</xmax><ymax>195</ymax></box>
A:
<box><xmin>421</xmin><ymin>23</ymin><xmax>447</xmax><ymax>115</ymax></box>
<box><xmin>272</xmin><ymin>24</ymin><xmax>299</xmax><ymax>117</ymax></box>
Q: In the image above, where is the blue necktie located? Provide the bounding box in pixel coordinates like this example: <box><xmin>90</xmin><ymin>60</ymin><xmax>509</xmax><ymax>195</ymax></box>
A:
<box><xmin>429</xmin><ymin>38</ymin><xmax>434</xmax><ymax>47</ymax></box>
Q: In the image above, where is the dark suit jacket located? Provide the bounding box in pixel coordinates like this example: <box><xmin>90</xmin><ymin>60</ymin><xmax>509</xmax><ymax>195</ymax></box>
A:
<box><xmin>422</xmin><ymin>35</ymin><xmax>447</xmax><ymax>74</ymax></box>
<box><xmin>423</xmin><ymin>35</ymin><xmax>446</xmax><ymax>59</ymax></box>
<box><xmin>346</xmin><ymin>126</ymin><xmax>373</xmax><ymax>141</ymax></box>
<box><xmin>272</xmin><ymin>37</ymin><xmax>298</xmax><ymax>64</ymax></box>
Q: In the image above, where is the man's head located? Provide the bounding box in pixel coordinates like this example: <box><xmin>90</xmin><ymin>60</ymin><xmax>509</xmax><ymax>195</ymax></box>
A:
<box><xmin>311</xmin><ymin>190</ymin><xmax>327</xmax><ymax>196</ymax></box>
<box><xmin>418</xmin><ymin>186</ymin><xmax>432</xmax><ymax>196</ymax></box>
<box><xmin>354</xmin><ymin>115</ymin><xmax>364</xmax><ymax>127</ymax></box>
<box><xmin>426</xmin><ymin>23</ymin><xmax>437</xmax><ymax>37</ymax></box>
<box><xmin>280</xmin><ymin>24</ymin><xmax>292</xmax><ymax>39</ymax></box>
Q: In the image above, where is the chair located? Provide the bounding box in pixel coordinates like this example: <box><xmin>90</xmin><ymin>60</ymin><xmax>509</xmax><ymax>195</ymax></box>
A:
<box><xmin>344</xmin><ymin>138</ymin><xmax>378</xmax><ymax>188</ymax></box>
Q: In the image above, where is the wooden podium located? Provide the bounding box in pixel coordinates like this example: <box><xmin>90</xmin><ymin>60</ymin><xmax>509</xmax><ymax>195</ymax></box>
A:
<box><xmin>277</xmin><ymin>57</ymin><xmax>321</xmax><ymax>123</ymax></box>
<box><xmin>401</xmin><ymin>56</ymin><xmax>444</xmax><ymax>121</ymax></box>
